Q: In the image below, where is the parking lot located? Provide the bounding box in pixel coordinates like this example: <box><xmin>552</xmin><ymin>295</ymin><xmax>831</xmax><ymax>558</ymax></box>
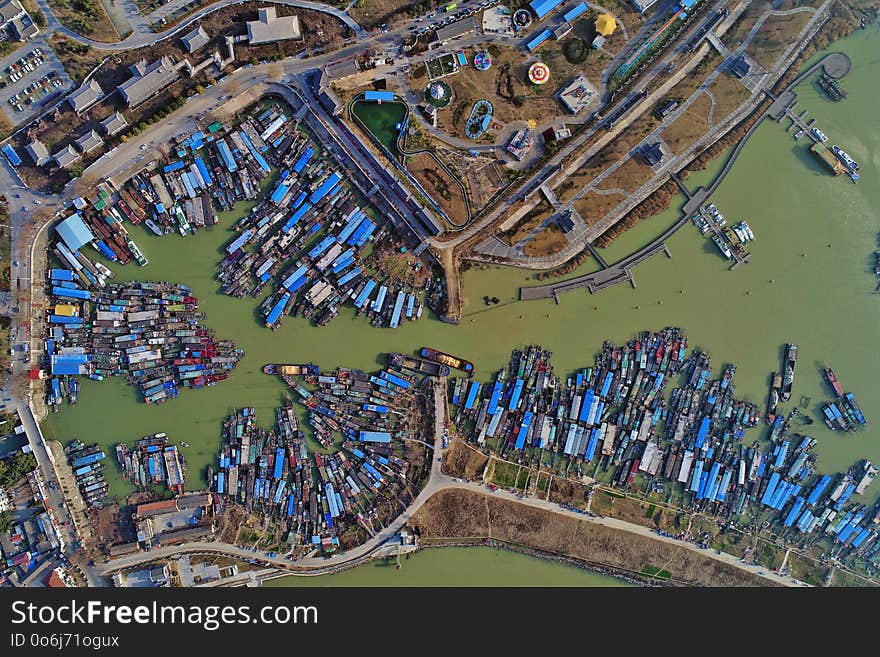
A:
<box><xmin>0</xmin><ymin>38</ymin><xmax>73</xmax><ymax>129</ymax></box>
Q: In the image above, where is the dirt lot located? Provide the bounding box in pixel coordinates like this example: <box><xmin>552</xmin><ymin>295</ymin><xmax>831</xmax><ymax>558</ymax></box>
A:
<box><xmin>412</xmin><ymin>489</ymin><xmax>777</xmax><ymax>586</ymax></box>
<box><xmin>746</xmin><ymin>11</ymin><xmax>812</xmax><ymax>69</ymax></box>
<box><xmin>406</xmin><ymin>151</ymin><xmax>469</xmax><ymax>223</ymax></box>
<box><xmin>441</xmin><ymin>438</ymin><xmax>489</xmax><ymax>480</ymax></box>
<box><xmin>47</xmin><ymin>0</ymin><xmax>120</xmax><ymax>43</ymax></box>
<box><xmin>661</xmin><ymin>91</ymin><xmax>712</xmax><ymax>154</ymax></box>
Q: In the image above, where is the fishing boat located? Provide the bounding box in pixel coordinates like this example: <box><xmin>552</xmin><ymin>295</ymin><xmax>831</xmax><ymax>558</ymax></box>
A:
<box><xmin>823</xmin><ymin>367</ymin><xmax>844</xmax><ymax>397</ymax></box>
<box><xmin>781</xmin><ymin>343</ymin><xmax>798</xmax><ymax>402</ymax></box>
<box><xmin>389</xmin><ymin>352</ymin><xmax>451</xmax><ymax>377</ymax></box>
<box><xmin>145</xmin><ymin>218</ymin><xmax>164</xmax><ymax>236</ymax></box>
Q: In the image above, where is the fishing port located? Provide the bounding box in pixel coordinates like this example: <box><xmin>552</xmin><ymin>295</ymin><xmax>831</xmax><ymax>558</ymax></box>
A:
<box><xmin>65</xmin><ymin>440</ymin><xmax>110</xmax><ymax>508</ymax></box>
<box><xmin>212</xmin><ymin>352</ymin><xmax>436</xmax><ymax>556</ymax></box>
<box><xmin>820</xmin><ymin>368</ymin><xmax>868</xmax><ymax>433</ymax></box>
<box><xmin>447</xmin><ymin>329</ymin><xmax>880</xmax><ymax>572</ymax></box>
<box><xmin>39</xmin><ymin>276</ymin><xmax>243</xmax><ymax>407</ymax></box>
<box><xmin>116</xmin><ymin>433</ymin><xmax>187</xmax><ymax>494</ymax></box>
<box><xmin>213</xmin><ymin>100</ymin><xmax>434</xmax><ymax>332</ymax></box>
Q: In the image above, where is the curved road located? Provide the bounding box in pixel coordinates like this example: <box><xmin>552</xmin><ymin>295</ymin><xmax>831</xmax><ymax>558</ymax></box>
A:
<box><xmin>93</xmin><ymin>378</ymin><xmax>804</xmax><ymax>586</ymax></box>
<box><xmin>53</xmin><ymin>0</ymin><xmax>367</xmax><ymax>51</ymax></box>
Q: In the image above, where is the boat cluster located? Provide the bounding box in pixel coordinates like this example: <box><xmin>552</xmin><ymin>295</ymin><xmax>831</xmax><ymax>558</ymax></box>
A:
<box><xmin>448</xmin><ymin>329</ymin><xmax>880</xmax><ymax>564</ymax></box>
<box><xmin>115</xmin><ymin>433</ymin><xmax>186</xmax><ymax>494</ymax></box>
<box><xmin>207</xmin><ymin>102</ymin><xmax>426</xmax><ymax>331</ymax></box>
<box><xmin>64</xmin><ymin>440</ymin><xmax>109</xmax><ymax>508</ymax></box>
<box><xmin>212</xmin><ymin>357</ymin><xmax>423</xmax><ymax>556</ymax></box>
<box><xmin>45</xmin><ymin>278</ymin><xmax>242</xmax><ymax>406</ymax></box>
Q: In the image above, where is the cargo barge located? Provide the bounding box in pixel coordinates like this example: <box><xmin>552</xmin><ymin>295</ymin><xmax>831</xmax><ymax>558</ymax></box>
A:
<box><xmin>419</xmin><ymin>347</ymin><xmax>474</xmax><ymax>374</ymax></box>
<box><xmin>389</xmin><ymin>352</ymin><xmax>451</xmax><ymax>377</ymax></box>
<box><xmin>263</xmin><ymin>363</ymin><xmax>320</xmax><ymax>376</ymax></box>
<box><xmin>780</xmin><ymin>343</ymin><xmax>798</xmax><ymax>402</ymax></box>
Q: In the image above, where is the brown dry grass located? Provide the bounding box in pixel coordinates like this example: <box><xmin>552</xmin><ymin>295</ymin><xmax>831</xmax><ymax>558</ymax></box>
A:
<box><xmin>708</xmin><ymin>72</ymin><xmax>752</xmax><ymax>123</ymax></box>
<box><xmin>522</xmin><ymin>225</ymin><xmax>568</xmax><ymax>258</ymax></box>
<box><xmin>746</xmin><ymin>11</ymin><xmax>812</xmax><ymax>69</ymax></box>
<box><xmin>412</xmin><ymin>489</ymin><xmax>777</xmax><ymax>586</ymax></box>
<box><xmin>406</xmin><ymin>151</ymin><xmax>468</xmax><ymax>224</ymax></box>
<box><xmin>441</xmin><ymin>439</ymin><xmax>489</xmax><ymax>480</ymax></box>
<box><xmin>661</xmin><ymin>92</ymin><xmax>712</xmax><ymax>154</ymax></box>
<box><xmin>599</xmin><ymin>154</ymin><xmax>655</xmax><ymax>194</ymax></box>
<box><xmin>572</xmin><ymin>190</ymin><xmax>625</xmax><ymax>225</ymax></box>
<box><xmin>498</xmin><ymin>198</ymin><xmax>553</xmax><ymax>246</ymax></box>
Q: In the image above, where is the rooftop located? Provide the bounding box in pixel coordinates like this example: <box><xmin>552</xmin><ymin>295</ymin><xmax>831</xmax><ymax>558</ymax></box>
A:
<box><xmin>119</xmin><ymin>56</ymin><xmax>181</xmax><ymax>107</ymax></box>
<box><xmin>324</xmin><ymin>58</ymin><xmax>360</xmax><ymax>81</ymax></box>
<box><xmin>25</xmin><ymin>139</ymin><xmax>49</xmax><ymax>166</ymax></box>
<box><xmin>55</xmin><ymin>213</ymin><xmax>94</xmax><ymax>251</ymax></box>
<box><xmin>181</xmin><ymin>25</ymin><xmax>210</xmax><ymax>52</ymax></box>
<box><xmin>99</xmin><ymin>111</ymin><xmax>128</xmax><ymax>136</ymax></box>
<box><xmin>75</xmin><ymin>129</ymin><xmax>103</xmax><ymax>154</ymax></box>
<box><xmin>51</xmin><ymin>144</ymin><xmax>81</xmax><ymax>169</ymax></box>
<box><xmin>247</xmin><ymin>6</ymin><xmax>301</xmax><ymax>45</ymax></box>
<box><xmin>68</xmin><ymin>79</ymin><xmax>104</xmax><ymax>114</ymax></box>
<box><xmin>0</xmin><ymin>0</ymin><xmax>24</xmax><ymax>26</ymax></box>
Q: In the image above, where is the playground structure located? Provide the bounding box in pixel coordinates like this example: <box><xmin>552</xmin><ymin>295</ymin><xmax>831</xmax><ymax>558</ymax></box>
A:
<box><xmin>528</xmin><ymin>61</ymin><xmax>551</xmax><ymax>85</ymax></box>
<box><xmin>474</xmin><ymin>50</ymin><xmax>493</xmax><ymax>71</ymax></box>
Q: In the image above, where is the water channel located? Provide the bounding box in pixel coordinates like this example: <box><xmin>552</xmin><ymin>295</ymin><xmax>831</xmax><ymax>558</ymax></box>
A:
<box><xmin>41</xmin><ymin>24</ymin><xmax>880</xmax><ymax>570</ymax></box>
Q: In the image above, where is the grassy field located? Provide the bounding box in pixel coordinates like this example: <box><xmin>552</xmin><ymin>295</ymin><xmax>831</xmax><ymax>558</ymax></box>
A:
<box><xmin>661</xmin><ymin>92</ymin><xmax>712</xmax><ymax>154</ymax></box>
<box><xmin>746</xmin><ymin>11</ymin><xmax>813</xmax><ymax>69</ymax></box>
<box><xmin>48</xmin><ymin>0</ymin><xmax>120</xmax><ymax>43</ymax></box>
<box><xmin>708</xmin><ymin>72</ymin><xmax>752</xmax><ymax>124</ymax></box>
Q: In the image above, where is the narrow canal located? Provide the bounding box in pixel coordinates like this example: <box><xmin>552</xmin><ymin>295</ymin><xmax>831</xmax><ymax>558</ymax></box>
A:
<box><xmin>42</xmin><ymin>24</ymin><xmax>880</xmax><ymax>514</ymax></box>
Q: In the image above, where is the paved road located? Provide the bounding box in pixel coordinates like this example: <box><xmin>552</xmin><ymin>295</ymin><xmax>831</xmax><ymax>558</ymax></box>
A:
<box><xmin>91</xmin><ymin>376</ymin><xmax>806</xmax><ymax>587</ymax></box>
<box><xmin>54</xmin><ymin>0</ymin><xmax>367</xmax><ymax>51</ymax></box>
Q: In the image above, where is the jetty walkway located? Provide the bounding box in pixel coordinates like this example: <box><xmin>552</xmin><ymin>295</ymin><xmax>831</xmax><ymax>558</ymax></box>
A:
<box><xmin>518</xmin><ymin>51</ymin><xmax>850</xmax><ymax>303</ymax></box>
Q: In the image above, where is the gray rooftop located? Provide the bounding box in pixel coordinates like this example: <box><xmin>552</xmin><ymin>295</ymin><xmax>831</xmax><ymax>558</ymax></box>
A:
<box><xmin>0</xmin><ymin>0</ymin><xmax>24</xmax><ymax>26</ymax></box>
<box><xmin>435</xmin><ymin>17</ymin><xmax>478</xmax><ymax>43</ymax></box>
<box><xmin>25</xmin><ymin>139</ymin><xmax>49</xmax><ymax>166</ymax></box>
<box><xmin>52</xmin><ymin>145</ymin><xmax>80</xmax><ymax>168</ymax></box>
<box><xmin>181</xmin><ymin>25</ymin><xmax>210</xmax><ymax>53</ymax></box>
<box><xmin>247</xmin><ymin>6</ymin><xmax>301</xmax><ymax>45</ymax></box>
<box><xmin>68</xmin><ymin>79</ymin><xmax>104</xmax><ymax>114</ymax></box>
<box><xmin>119</xmin><ymin>57</ymin><xmax>181</xmax><ymax>107</ymax></box>
<box><xmin>325</xmin><ymin>58</ymin><xmax>360</xmax><ymax>81</ymax></box>
<box><xmin>99</xmin><ymin>111</ymin><xmax>128</xmax><ymax>136</ymax></box>
<box><xmin>10</xmin><ymin>13</ymin><xmax>38</xmax><ymax>40</ymax></box>
<box><xmin>75</xmin><ymin>129</ymin><xmax>103</xmax><ymax>153</ymax></box>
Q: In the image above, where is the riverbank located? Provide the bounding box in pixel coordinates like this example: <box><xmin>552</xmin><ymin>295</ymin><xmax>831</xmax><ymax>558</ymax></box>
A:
<box><xmin>411</xmin><ymin>489</ymin><xmax>776</xmax><ymax>586</ymax></box>
<box><xmin>586</xmin><ymin>2</ymin><xmax>878</xmax><ymax>255</ymax></box>
<box><xmin>264</xmin><ymin>544</ymin><xmax>631</xmax><ymax>587</ymax></box>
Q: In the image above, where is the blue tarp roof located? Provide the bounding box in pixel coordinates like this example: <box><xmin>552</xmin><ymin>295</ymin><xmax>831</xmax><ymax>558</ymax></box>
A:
<box><xmin>56</xmin><ymin>213</ymin><xmax>95</xmax><ymax>252</ymax></box>
<box><xmin>525</xmin><ymin>28</ymin><xmax>553</xmax><ymax>51</ymax></box>
<box><xmin>563</xmin><ymin>2</ymin><xmax>588</xmax><ymax>22</ymax></box>
<box><xmin>530</xmin><ymin>0</ymin><xmax>564</xmax><ymax>19</ymax></box>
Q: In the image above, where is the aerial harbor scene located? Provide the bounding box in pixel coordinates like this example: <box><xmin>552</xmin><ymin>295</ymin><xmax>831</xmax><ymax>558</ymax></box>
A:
<box><xmin>0</xmin><ymin>0</ymin><xmax>878</xmax><ymax>593</ymax></box>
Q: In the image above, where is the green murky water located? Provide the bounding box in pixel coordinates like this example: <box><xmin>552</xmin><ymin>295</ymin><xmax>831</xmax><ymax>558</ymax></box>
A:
<box><xmin>43</xmin><ymin>23</ymin><xmax>880</xmax><ymax>520</ymax></box>
<box><xmin>351</xmin><ymin>99</ymin><xmax>408</xmax><ymax>153</ymax></box>
<box><xmin>264</xmin><ymin>546</ymin><xmax>629</xmax><ymax>586</ymax></box>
